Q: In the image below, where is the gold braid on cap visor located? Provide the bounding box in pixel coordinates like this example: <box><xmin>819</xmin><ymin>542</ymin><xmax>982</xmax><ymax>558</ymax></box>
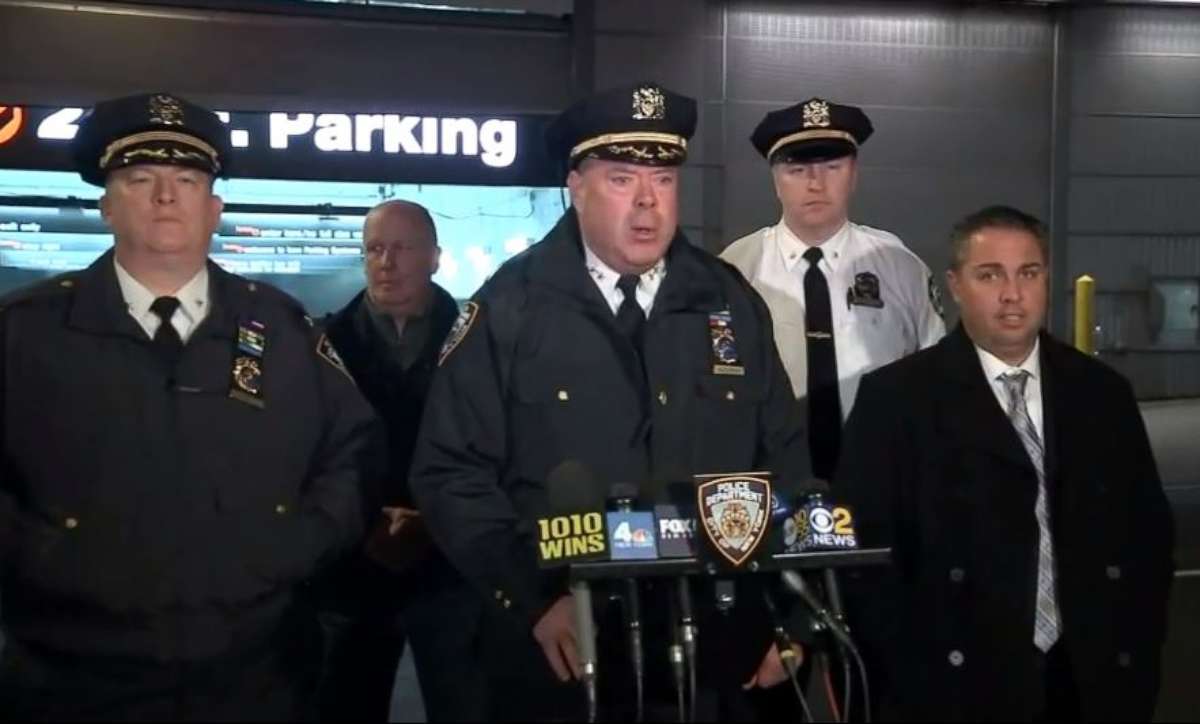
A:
<box><xmin>570</xmin><ymin>131</ymin><xmax>686</xmax><ymax>160</ymax></box>
<box><xmin>99</xmin><ymin>131</ymin><xmax>221</xmax><ymax>172</ymax></box>
<box><xmin>767</xmin><ymin>129</ymin><xmax>857</xmax><ymax>159</ymax></box>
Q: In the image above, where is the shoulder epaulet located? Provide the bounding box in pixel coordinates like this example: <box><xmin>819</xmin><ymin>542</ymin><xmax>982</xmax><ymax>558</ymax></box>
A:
<box><xmin>854</xmin><ymin>223</ymin><xmax>931</xmax><ymax>270</ymax></box>
<box><xmin>0</xmin><ymin>272</ymin><xmax>81</xmax><ymax>315</ymax></box>
<box><xmin>315</xmin><ymin>330</ymin><xmax>354</xmax><ymax>381</ymax></box>
<box><xmin>712</xmin><ymin>253</ymin><xmax>761</xmax><ymax>300</ymax></box>
<box><xmin>852</xmin><ymin>222</ymin><xmax>905</xmax><ymax>246</ymax></box>
<box><xmin>231</xmin><ymin>276</ymin><xmax>322</xmax><ymax>339</ymax></box>
<box><xmin>242</xmin><ymin>279</ymin><xmax>352</xmax><ymax>380</ymax></box>
<box><xmin>438</xmin><ymin>300</ymin><xmax>482</xmax><ymax>367</ymax></box>
<box><xmin>240</xmin><ymin>278</ymin><xmax>308</xmax><ymax>316</ymax></box>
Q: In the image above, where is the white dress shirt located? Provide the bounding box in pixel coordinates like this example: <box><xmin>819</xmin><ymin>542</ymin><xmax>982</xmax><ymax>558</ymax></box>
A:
<box><xmin>582</xmin><ymin>242</ymin><xmax>666</xmax><ymax>317</ymax></box>
<box><xmin>976</xmin><ymin>338</ymin><xmax>1045</xmax><ymax>442</ymax></box>
<box><xmin>774</xmin><ymin>219</ymin><xmax>852</xmax><ymax>309</ymax></box>
<box><xmin>114</xmin><ymin>259</ymin><xmax>210</xmax><ymax>343</ymax></box>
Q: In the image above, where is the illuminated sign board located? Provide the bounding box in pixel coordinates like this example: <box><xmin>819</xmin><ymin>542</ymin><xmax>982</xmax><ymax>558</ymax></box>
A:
<box><xmin>0</xmin><ymin>104</ymin><xmax>560</xmax><ymax>186</ymax></box>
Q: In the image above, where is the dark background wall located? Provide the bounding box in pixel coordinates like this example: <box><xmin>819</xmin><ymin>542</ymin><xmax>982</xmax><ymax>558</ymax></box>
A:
<box><xmin>0</xmin><ymin>0</ymin><xmax>572</xmax><ymax>113</ymax></box>
<box><xmin>1064</xmin><ymin>4</ymin><xmax>1200</xmax><ymax>400</ymax></box>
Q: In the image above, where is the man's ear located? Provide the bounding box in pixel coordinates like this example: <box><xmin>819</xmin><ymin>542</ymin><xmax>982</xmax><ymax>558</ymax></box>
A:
<box><xmin>946</xmin><ymin>268</ymin><xmax>963</xmax><ymax>305</ymax></box>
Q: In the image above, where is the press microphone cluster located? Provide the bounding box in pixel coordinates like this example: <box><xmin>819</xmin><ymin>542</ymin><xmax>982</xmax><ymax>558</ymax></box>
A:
<box><xmin>779</xmin><ymin>480</ymin><xmax>872</xmax><ymax>724</ymax></box>
<box><xmin>535</xmin><ymin>466</ymin><xmax>880</xmax><ymax>723</ymax></box>
<box><xmin>536</xmin><ymin>476</ymin><xmax>700</xmax><ymax>722</ymax></box>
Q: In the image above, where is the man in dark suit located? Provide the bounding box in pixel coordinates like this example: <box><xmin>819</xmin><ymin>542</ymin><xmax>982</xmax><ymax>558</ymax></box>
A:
<box><xmin>836</xmin><ymin>205</ymin><xmax>1174</xmax><ymax>721</ymax></box>
<box><xmin>314</xmin><ymin>200</ymin><xmax>485</xmax><ymax>722</ymax></box>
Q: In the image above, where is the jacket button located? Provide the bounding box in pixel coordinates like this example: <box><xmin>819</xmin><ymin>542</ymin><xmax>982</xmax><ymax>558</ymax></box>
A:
<box><xmin>725</xmin><ymin>390</ymin><xmax>736</xmax><ymax>401</ymax></box>
<box><xmin>274</xmin><ymin>504</ymin><xmax>288</xmax><ymax>515</ymax></box>
<box><xmin>247</xmin><ymin>282</ymin><xmax>258</xmax><ymax>292</ymax></box>
<box><xmin>658</xmin><ymin>390</ymin><xmax>668</xmax><ymax>406</ymax></box>
<box><xmin>1106</xmin><ymin>565</ymin><xmax>1121</xmax><ymax>581</ymax></box>
<box><xmin>60</xmin><ymin>279</ymin><xmax>75</xmax><ymax>288</ymax></box>
<box><xmin>557</xmin><ymin>390</ymin><xmax>569</xmax><ymax>401</ymax></box>
<box><xmin>494</xmin><ymin>590</ymin><xmax>504</xmax><ymax>600</ymax></box>
<box><xmin>64</xmin><ymin>517</ymin><xmax>79</xmax><ymax>530</ymax></box>
<box><xmin>1117</xmin><ymin>652</ymin><xmax>1131</xmax><ymax>668</ymax></box>
<box><xmin>502</xmin><ymin>598</ymin><xmax>512</xmax><ymax>609</ymax></box>
<box><xmin>949</xmin><ymin>567</ymin><xmax>965</xmax><ymax>583</ymax></box>
<box><xmin>948</xmin><ymin>650</ymin><xmax>965</xmax><ymax>667</ymax></box>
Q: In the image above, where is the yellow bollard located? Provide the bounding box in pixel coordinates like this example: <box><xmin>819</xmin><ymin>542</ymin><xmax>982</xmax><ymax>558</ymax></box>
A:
<box><xmin>1074</xmin><ymin>275</ymin><xmax>1095</xmax><ymax>354</ymax></box>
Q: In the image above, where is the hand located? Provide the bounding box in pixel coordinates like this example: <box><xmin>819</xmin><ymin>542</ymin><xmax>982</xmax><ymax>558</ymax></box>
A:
<box><xmin>743</xmin><ymin>643</ymin><xmax>804</xmax><ymax>690</ymax></box>
<box><xmin>381</xmin><ymin>507</ymin><xmax>420</xmax><ymax>536</ymax></box>
<box><xmin>532</xmin><ymin>595</ymin><xmax>581</xmax><ymax>683</ymax></box>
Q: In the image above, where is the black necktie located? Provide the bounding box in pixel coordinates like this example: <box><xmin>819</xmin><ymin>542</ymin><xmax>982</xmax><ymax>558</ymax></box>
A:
<box><xmin>150</xmin><ymin>296</ymin><xmax>184</xmax><ymax>365</ymax></box>
<box><xmin>803</xmin><ymin>247</ymin><xmax>842</xmax><ymax>479</ymax></box>
<box><xmin>615</xmin><ymin>274</ymin><xmax>645</xmax><ymax>347</ymax></box>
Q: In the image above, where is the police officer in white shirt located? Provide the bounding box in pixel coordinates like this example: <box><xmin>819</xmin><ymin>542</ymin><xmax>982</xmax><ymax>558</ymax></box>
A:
<box><xmin>722</xmin><ymin>98</ymin><xmax>945</xmax><ymax>479</ymax></box>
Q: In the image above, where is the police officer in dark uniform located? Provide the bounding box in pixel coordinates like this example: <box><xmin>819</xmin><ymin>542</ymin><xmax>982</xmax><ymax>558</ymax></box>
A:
<box><xmin>409</xmin><ymin>82</ymin><xmax>812</xmax><ymax>721</ymax></box>
<box><xmin>0</xmin><ymin>93</ymin><xmax>382</xmax><ymax>720</ymax></box>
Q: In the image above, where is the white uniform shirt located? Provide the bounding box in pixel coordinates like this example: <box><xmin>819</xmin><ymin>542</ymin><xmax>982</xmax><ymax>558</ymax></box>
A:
<box><xmin>114</xmin><ymin>259</ymin><xmax>210</xmax><ymax>343</ymax></box>
<box><xmin>721</xmin><ymin>219</ymin><xmax>945</xmax><ymax>418</ymax></box>
<box><xmin>583</xmin><ymin>242</ymin><xmax>666</xmax><ymax>317</ymax></box>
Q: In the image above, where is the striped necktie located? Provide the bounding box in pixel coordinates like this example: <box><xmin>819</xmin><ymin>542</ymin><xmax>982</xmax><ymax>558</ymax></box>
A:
<box><xmin>1000</xmin><ymin>370</ymin><xmax>1060</xmax><ymax>652</ymax></box>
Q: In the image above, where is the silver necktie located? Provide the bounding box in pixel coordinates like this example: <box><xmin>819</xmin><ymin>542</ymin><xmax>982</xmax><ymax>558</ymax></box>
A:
<box><xmin>1001</xmin><ymin>370</ymin><xmax>1060</xmax><ymax>653</ymax></box>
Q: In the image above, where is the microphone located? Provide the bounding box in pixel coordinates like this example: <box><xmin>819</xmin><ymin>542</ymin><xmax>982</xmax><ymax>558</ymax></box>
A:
<box><xmin>543</xmin><ymin>461</ymin><xmax>607</xmax><ymax>722</ymax></box>
<box><xmin>693</xmin><ymin>471</ymin><xmax>773</xmax><ymax>570</ymax></box>
<box><xmin>787</xmin><ymin>479</ymin><xmax>859</xmax><ymax>554</ymax></box>
<box><xmin>787</xmin><ymin>479</ymin><xmax>856</xmax><ymax>632</ymax></box>
<box><xmin>783</xmin><ymin>568</ymin><xmax>872</xmax><ymax>723</ymax></box>
<box><xmin>654</xmin><ymin>509</ymin><xmax>698</xmax><ymax>559</ymax></box>
<box><xmin>538</xmin><ymin>461</ymin><xmax>609</xmax><ymax>568</ymax></box>
<box><xmin>607</xmin><ymin>483</ymin><xmax>651</xmax><ymax>722</ymax></box>
<box><xmin>788</xmin><ymin>479</ymin><xmax>863</xmax><ymax>723</ymax></box>
<box><xmin>779</xmin><ymin>478</ymin><xmax>852</xmax><ymax>637</ymax></box>
<box><xmin>760</xmin><ymin>588</ymin><xmax>800</xmax><ymax>675</ymax></box>
<box><xmin>570</xmin><ymin>577</ymin><xmax>600</xmax><ymax>723</ymax></box>
<box><xmin>667</xmin><ymin>596</ymin><xmax>687</xmax><ymax>723</ymax></box>
<box><xmin>677</xmin><ymin>576</ymin><xmax>698</xmax><ymax>721</ymax></box>
<box><xmin>766</xmin><ymin>489</ymin><xmax>796</xmax><ymax>555</ymax></box>
<box><xmin>608</xmin><ymin>483</ymin><xmax>659</xmax><ymax>561</ymax></box>
<box><xmin>781</xmin><ymin>569</ymin><xmax>853</xmax><ymax>648</ymax></box>
<box><xmin>656</xmin><ymin>482</ymin><xmax>699</xmax><ymax>720</ymax></box>
<box><xmin>676</xmin><ymin>575</ymin><xmax>697</xmax><ymax>667</ymax></box>
<box><xmin>761</xmin><ymin>585</ymin><xmax>815</xmax><ymax>722</ymax></box>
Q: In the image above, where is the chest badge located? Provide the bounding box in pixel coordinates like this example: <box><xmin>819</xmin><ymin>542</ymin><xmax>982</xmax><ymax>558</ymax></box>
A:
<box><xmin>846</xmin><ymin>271</ymin><xmax>884</xmax><ymax>309</ymax></box>
<box><xmin>229</xmin><ymin>319</ymin><xmax>266</xmax><ymax>409</ymax></box>
<box><xmin>708</xmin><ymin>309</ymin><xmax>745</xmax><ymax>376</ymax></box>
